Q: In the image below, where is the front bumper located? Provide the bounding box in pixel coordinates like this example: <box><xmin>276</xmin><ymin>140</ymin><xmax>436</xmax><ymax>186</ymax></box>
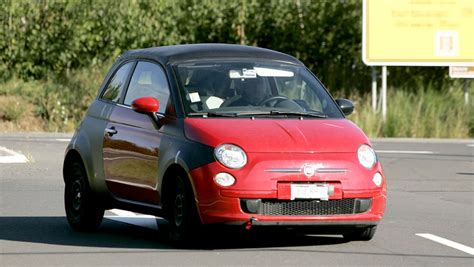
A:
<box><xmin>190</xmin><ymin>169</ymin><xmax>386</xmax><ymax>227</ymax></box>
<box><xmin>195</xmin><ymin>191</ymin><xmax>385</xmax><ymax>225</ymax></box>
<box><xmin>189</xmin><ymin>153</ymin><xmax>387</xmax><ymax>226</ymax></box>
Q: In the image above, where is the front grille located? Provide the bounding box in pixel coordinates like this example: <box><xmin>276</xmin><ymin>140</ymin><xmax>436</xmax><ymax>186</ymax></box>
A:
<box><xmin>240</xmin><ymin>198</ymin><xmax>372</xmax><ymax>216</ymax></box>
<box><xmin>262</xmin><ymin>198</ymin><xmax>356</xmax><ymax>216</ymax></box>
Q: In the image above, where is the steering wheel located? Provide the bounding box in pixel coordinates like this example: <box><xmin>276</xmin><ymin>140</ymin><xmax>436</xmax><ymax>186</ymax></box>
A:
<box><xmin>259</xmin><ymin>95</ymin><xmax>289</xmax><ymax>107</ymax></box>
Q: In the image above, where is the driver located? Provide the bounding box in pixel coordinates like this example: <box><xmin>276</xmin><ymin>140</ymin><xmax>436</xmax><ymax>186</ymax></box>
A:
<box><xmin>223</xmin><ymin>77</ymin><xmax>270</xmax><ymax>107</ymax></box>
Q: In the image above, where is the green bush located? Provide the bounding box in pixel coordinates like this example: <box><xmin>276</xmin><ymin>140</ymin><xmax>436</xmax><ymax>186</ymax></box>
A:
<box><xmin>0</xmin><ymin>0</ymin><xmax>469</xmax><ymax>135</ymax></box>
<box><xmin>0</xmin><ymin>0</ymin><xmax>455</xmax><ymax>92</ymax></box>
<box><xmin>0</xmin><ymin>63</ymin><xmax>109</xmax><ymax>131</ymax></box>
<box><xmin>1</xmin><ymin>68</ymin><xmax>471</xmax><ymax>137</ymax></box>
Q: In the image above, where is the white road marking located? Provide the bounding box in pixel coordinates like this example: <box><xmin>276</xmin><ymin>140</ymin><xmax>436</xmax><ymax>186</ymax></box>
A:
<box><xmin>0</xmin><ymin>146</ymin><xmax>29</xmax><ymax>163</ymax></box>
<box><xmin>467</xmin><ymin>144</ymin><xmax>474</xmax><ymax>147</ymax></box>
<box><xmin>55</xmin><ymin>138</ymin><xmax>71</xmax><ymax>142</ymax></box>
<box><xmin>109</xmin><ymin>209</ymin><xmax>137</xmax><ymax>217</ymax></box>
<box><xmin>416</xmin><ymin>233</ymin><xmax>474</xmax><ymax>255</ymax></box>
<box><xmin>376</xmin><ymin>150</ymin><xmax>435</xmax><ymax>154</ymax></box>
<box><xmin>106</xmin><ymin>209</ymin><xmax>159</xmax><ymax>230</ymax></box>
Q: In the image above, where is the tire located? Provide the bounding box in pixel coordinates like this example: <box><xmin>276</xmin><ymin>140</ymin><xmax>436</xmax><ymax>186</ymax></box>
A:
<box><xmin>166</xmin><ymin>174</ymin><xmax>199</xmax><ymax>243</ymax></box>
<box><xmin>343</xmin><ymin>226</ymin><xmax>377</xmax><ymax>241</ymax></box>
<box><xmin>64</xmin><ymin>162</ymin><xmax>104</xmax><ymax>231</ymax></box>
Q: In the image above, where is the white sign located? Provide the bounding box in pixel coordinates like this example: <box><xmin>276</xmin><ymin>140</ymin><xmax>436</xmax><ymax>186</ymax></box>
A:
<box><xmin>188</xmin><ymin>92</ymin><xmax>201</xmax><ymax>103</ymax></box>
<box><xmin>449</xmin><ymin>66</ymin><xmax>474</xmax><ymax>78</ymax></box>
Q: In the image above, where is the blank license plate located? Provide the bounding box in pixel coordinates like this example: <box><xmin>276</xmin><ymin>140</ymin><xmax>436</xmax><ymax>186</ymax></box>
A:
<box><xmin>291</xmin><ymin>184</ymin><xmax>329</xmax><ymax>200</ymax></box>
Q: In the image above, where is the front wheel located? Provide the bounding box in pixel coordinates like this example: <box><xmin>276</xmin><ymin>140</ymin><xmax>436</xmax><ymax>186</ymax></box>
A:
<box><xmin>343</xmin><ymin>226</ymin><xmax>377</xmax><ymax>241</ymax></box>
<box><xmin>64</xmin><ymin>162</ymin><xmax>104</xmax><ymax>231</ymax></box>
<box><xmin>166</xmin><ymin>175</ymin><xmax>199</xmax><ymax>243</ymax></box>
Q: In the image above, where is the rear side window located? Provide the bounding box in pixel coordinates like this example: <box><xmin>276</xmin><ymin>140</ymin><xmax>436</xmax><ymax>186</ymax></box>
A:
<box><xmin>124</xmin><ymin>61</ymin><xmax>170</xmax><ymax>114</ymax></box>
<box><xmin>101</xmin><ymin>62</ymin><xmax>133</xmax><ymax>102</ymax></box>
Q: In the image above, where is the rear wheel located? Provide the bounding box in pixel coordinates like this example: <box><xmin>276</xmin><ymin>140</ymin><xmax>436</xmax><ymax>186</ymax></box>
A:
<box><xmin>64</xmin><ymin>162</ymin><xmax>104</xmax><ymax>231</ymax></box>
<box><xmin>343</xmin><ymin>226</ymin><xmax>377</xmax><ymax>241</ymax></box>
<box><xmin>166</xmin><ymin>174</ymin><xmax>199</xmax><ymax>243</ymax></box>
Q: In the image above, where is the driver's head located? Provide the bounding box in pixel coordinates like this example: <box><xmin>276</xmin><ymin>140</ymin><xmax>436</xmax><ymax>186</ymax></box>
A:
<box><xmin>239</xmin><ymin>78</ymin><xmax>267</xmax><ymax>105</ymax></box>
<box><xmin>210</xmin><ymin>71</ymin><xmax>230</xmax><ymax>97</ymax></box>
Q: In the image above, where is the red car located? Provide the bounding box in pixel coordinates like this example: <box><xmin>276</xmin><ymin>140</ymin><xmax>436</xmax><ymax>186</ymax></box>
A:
<box><xmin>63</xmin><ymin>44</ymin><xmax>386</xmax><ymax>242</ymax></box>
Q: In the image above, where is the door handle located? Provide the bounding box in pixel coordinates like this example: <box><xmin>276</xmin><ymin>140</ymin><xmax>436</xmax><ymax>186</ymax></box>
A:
<box><xmin>105</xmin><ymin>126</ymin><xmax>118</xmax><ymax>136</ymax></box>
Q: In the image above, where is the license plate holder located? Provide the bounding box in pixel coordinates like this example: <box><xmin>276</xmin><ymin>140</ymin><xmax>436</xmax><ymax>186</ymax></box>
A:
<box><xmin>290</xmin><ymin>183</ymin><xmax>329</xmax><ymax>201</ymax></box>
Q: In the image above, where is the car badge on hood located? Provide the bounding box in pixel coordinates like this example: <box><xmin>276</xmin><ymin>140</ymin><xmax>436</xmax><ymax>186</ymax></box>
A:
<box><xmin>303</xmin><ymin>164</ymin><xmax>316</xmax><ymax>177</ymax></box>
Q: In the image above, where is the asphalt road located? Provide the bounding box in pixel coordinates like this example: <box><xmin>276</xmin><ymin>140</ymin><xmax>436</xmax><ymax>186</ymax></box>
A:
<box><xmin>0</xmin><ymin>133</ymin><xmax>473</xmax><ymax>266</ymax></box>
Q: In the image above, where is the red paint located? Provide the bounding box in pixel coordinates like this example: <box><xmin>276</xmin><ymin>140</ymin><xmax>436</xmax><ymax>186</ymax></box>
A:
<box><xmin>132</xmin><ymin>97</ymin><xmax>160</xmax><ymax>113</ymax></box>
<box><xmin>185</xmin><ymin>118</ymin><xmax>370</xmax><ymax>153</ymax></box>
<box><xmin>185</xmin><ymin>117</ymin><xmax>386</xmax><ymax>225</ymax></box>
<box><xmin>189</xmin><ymin>158</ymin><xmax>386</xmax><ymax>225</ymax></box>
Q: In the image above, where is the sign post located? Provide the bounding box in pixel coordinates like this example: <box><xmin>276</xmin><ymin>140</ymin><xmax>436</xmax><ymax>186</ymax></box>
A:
<box><xmin>382</xmin><ymin>66</ymin><xmax>387</xmax><ymax>121</ymax></box>
<box><xmin>449</xmin><ymin>66</ymin><xmax>474</xmax><ymax>105</ymax></box>
<box><xmin>371</xmin><ymin>67</ymin><xmax>377</xmax><ymax>112</ymax></box>
<box><xmin>463</xmin><ymin>80</ymin><xmax>470</xmax><ymax>106</ymax></box>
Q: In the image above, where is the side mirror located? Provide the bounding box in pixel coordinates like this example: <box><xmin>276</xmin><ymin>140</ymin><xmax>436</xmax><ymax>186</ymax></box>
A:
<box><xmin>335</xmin><ymin>98</ymin><xmax>354</xmax><ymax>116</ymax></box>
<box><xmin>131</xmin><ymin>97</ymin><xmax>160</xmax><ymax>114</ymax></box>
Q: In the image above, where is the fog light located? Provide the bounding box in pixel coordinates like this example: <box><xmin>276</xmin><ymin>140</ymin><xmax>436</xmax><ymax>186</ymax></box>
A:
<box><xmin>214</xmin><ymin>172</ymin><xmax>235</xmax><ymax>187</ymax></box>
<box><xmin>373</xmin><ymin>172</ymin><xmax>383</xmax><ymax>187</ymax></box>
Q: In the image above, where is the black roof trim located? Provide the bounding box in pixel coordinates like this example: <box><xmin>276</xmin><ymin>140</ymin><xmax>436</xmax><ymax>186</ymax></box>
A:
<box><xmin>120</xmin><ymin>44</ymin><xmax>304</xmax><ymax>65</ymax></box>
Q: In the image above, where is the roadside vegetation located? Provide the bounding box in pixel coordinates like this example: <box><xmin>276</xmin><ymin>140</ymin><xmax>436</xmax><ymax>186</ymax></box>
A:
<box><xmin>347</xmin><ymin>85</ymin><xmax>473</xmax><ymax>138</ymax></box>
<box><xmin>0</xmin><ymin>0</ymin><xmax>472</xmax><ymax>137</ymax></box>
<box><xmin>1</xmin><ymin>67</ymin><xmax>471</xmax><ymax>138</ymax></box>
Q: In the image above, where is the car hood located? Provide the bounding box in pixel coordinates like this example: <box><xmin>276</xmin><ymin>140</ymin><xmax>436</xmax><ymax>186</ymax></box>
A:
<box><xmin>184</xmin><ymin>118</ymin><xmax>370</xmax><ymax>153</ymax></box>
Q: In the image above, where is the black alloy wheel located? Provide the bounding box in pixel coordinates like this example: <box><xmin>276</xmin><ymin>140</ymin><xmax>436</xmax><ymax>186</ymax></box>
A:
<box><xmin>64</xmin><ymin>162</ymin><xmax>104</xmax><ymax>231</ymax></box>
<box><xmin>167</xmin><ymin>175</ymin><xmax>199</xmax><ymax>243</ymax></box>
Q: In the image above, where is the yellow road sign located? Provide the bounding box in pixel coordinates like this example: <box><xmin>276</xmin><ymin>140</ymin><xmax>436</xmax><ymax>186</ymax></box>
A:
<box><xmin>363</xmin><ymin>0</ymin><xmax>474</xmax><ymax>66</ymax></box>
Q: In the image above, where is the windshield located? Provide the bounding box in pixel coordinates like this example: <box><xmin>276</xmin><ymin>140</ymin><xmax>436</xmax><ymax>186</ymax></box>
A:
<box><xmin>174</xmin><ymin>61</ymin><xmax>343</xmax><ymax>119</ymax></box>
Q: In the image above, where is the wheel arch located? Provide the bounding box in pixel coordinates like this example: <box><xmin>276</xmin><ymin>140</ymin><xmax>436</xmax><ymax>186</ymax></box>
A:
<box><xmin>160</xmin><ymin>163</ymin><xmax>201</xmax><ymax>221</ymax></box>
<box><xmin>63</xmin><ymin>149</ymin><xmax>86</xmax><ymax>183</ymax></box>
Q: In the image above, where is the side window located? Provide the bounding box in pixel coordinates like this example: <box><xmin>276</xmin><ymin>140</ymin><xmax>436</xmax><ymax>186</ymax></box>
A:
<box><xmin>124</xmin><ymin>62</ymin><xmax>170</xmax><ymax>114</ymax></box>
<box><xmin>101</xmin><ymin>62</ymin><xmax>133</xmax><ymax>102</ymax></box>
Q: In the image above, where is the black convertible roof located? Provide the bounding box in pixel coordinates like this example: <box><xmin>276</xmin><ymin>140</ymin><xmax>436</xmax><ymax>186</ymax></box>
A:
<box><xmin>120</xmin><ymin>43</ymin><xmax>304</xmax><ymax>65</ymax></box>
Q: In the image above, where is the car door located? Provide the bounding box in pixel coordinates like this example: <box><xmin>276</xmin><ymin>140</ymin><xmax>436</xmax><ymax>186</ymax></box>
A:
<box><xmin>103</xmin><ymin>60</ymin><xmax>171</xmax><ymax>205</ymax></box>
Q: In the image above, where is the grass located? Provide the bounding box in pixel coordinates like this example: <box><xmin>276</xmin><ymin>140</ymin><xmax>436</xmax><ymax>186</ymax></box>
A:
<box><xmin>0</xmin><ymin>64</ymin><xmax>110</xmax><ymax>132</ymax></box>
<box><xmin>0</xmin><ymin>66</ymin><xmax>472</xmax><ymax>138</ymax></box>
<box><xmin>0</xmin><ymin>98</ymin><xmax>24</xmax><ymax>122</ymax></box>
<box><xmin>0</xmin><ymin>95</ymin><xmax>44</xmax><ymax>131</ymax></box>
<box><xmin>347</xmin><ymin>84</ymin><xmax>473</xmax><ymax>138</ymax></box>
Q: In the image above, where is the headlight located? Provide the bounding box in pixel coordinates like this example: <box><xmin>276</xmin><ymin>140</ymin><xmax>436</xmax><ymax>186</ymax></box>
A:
<box><xmin>214</xmin><ymin>144</ymin><xmax>247</xmax><ymax>169</ymax></box>
<box><xmin>357</xmin><ymin>144</ymin><xmax>377</xmax><ymax>169</ymax></box>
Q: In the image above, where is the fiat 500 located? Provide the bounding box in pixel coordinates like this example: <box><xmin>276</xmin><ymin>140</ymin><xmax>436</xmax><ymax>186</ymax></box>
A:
<box><xmin>63</xmin><ymin>44</ymin><xmax>386</xmax><ymax>242</ymax></box>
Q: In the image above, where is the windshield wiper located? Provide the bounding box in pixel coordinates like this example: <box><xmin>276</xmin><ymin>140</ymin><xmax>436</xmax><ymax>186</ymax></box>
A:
<box><xmin>188</xmin><ymin>112</ymin><xmax>237</xmax><ymax>118</ymax></box>
<box><xmin>269</xmin><ymin>110</ymin><xmax>327</xmax><ymax>118</ymax></box>
<box><xmin>232</xmin><ymin>111</ymin><xmax>272</xmax><ymax>116</ymax></box>
<box><xmin>188</xmin><ymin>111</ymin><xmax>327</xmax><ymax>118</ymax></box>
<box><xmin>231</xmin><ymin>110</ymin><xmax>327</xmax><ymax>118</ymax></box>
